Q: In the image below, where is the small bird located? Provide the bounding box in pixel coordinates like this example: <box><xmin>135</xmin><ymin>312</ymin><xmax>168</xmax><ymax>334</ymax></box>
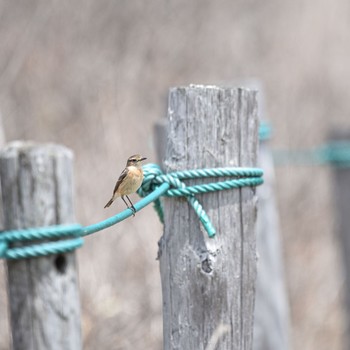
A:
<box><xmin>104</xmin><ymin>154</ymin><xmax>147</xmax><ymax>216</ymax></box>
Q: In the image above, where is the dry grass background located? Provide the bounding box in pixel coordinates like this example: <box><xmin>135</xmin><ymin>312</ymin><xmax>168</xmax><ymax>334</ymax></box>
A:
<box><xmin>0</xmin><ymin>0</ymin><xmax>350</xmax><ymax>349</ymax></box>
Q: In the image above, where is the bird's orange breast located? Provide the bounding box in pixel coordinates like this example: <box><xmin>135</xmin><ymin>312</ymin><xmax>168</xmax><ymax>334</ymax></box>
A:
<box><xmin>116</xmin><ymin>167</ymin><xmax>144</xmax><ymax>195</ymax></box>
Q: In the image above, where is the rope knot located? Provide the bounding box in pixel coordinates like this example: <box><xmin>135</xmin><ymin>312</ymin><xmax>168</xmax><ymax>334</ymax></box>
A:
<box><xmin>138</xmin><ymin>163</ymin><xmax>264</xmax><ymax>238</ymax></box>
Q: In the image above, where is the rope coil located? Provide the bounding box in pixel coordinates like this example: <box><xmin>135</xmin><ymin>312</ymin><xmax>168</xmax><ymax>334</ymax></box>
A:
<box><xmin>0</xmin><ymin>163</ymin><xmax>264</xmax><ymax>260</ymax></box>
<box><xmin>138</xmin><ymin>164</ymin><xmax>263</xmax><ymax>236</ymax></box>
<box><xmin>0</xmin><ymin>224</ymin><xmax>83</xmax><ymax>260</ymax></box>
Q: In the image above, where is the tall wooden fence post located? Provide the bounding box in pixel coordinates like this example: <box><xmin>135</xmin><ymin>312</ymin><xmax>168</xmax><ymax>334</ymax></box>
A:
<box><xmin>159</xmin><ymin>85</ymin><xmax>259</xmax><ymax>350</ymax></box>
<box><xmin>330</xmin><ymin>131</ymin><xmax>350</xmax><ymax>347</ymax></box>
<box><xmin>0</xmin><ymin>111</ymin><xmax>9</xmax><ymax>350</ymax></box>
<box><xmin>0</xmin><ymin>112</ymin><xmax>5</xmax><ymax>229</ymax></box>
<box><xmin>253</xmin><ymin>137</ymin><xmax>290</xmax><ymax>350</ymax></box>
<box><xmin>0</xmin><ymin>142</ymin><xmax>81</xmax><ymax>350</ymax></box>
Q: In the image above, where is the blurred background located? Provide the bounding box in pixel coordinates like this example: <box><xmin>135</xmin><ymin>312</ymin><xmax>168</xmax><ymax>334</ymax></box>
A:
<box><xmin>0</xmin><ymin>0</ymin><xmax>349</xmax><ymax>349</ymax></box>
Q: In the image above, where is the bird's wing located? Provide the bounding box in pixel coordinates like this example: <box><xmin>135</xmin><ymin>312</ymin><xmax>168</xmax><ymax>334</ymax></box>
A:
<box><xmin>113</xmin><ymin>168</ymin><xmax>128</xmax><ymax>194</ymax></box>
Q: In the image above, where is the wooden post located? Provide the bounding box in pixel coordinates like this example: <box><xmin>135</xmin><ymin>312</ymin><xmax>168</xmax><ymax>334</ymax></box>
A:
<box><xmin>253</xmin><ymin>139</ymin><xmax>290</xmax><ymax>350</ymax></box>
<box><xmin>0</xmin><ymin>142</ymin><xmax>81</xmax><ymax>350</ymax></box>
<box><xmin>159</xmin><ymin>85</ymin><xmax>259</xmax><ymax>350</ymax></box>
<box><xmin>0</xmin><ymin>111</ymin><xmax>9</xmax><ymax>350</ymax></box>
<box><xmin>330</xmin><ymin>131</ymin><xmax>350</xmax><ymax>346</ymax></box>
<box><xmin>0</xmin><ymin>111</ymin><xmax>6</xmax><ymax>229</ymax></box>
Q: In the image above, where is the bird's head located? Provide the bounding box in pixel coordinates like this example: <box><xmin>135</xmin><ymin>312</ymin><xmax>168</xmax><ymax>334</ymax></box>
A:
<box><xmin>126</xmin><ymin>154</ymin><xmax>147</xmax><ymax>167</ymax></box>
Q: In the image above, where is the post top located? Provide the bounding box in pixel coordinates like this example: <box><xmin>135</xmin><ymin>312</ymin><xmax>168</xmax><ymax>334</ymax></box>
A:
<box><xmin>170</xmin><ymin>84</ymin><xmax>258</xmax><ymax>93</ymax></box>
<box><xmin>0</xmin><ymin>141</ymin><xmax>73</xmax><ymax>159</ymax></box>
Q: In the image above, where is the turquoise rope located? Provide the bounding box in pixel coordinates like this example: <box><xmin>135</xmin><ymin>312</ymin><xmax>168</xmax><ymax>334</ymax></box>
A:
<box><xmin>259</xmin><ymin>121</ymin><xmax>350</xmax><ymax>167</ymax></box>
<box><xmin>259</xmin><ymin>121</ymin><xmax>272</xmax><ymax>141</ymax></box>
<box><xmin>82</xmin><ymin>182</ymin><xmax>170</xmax><ymax>236</ymax></box>
<box><xmin>139</xmin><ymin>164</ymin><xmax>263</xmax><ymax>236</ymax></box>
<box><xmin>0</xmin><ymin>164</ymin><xmax>263</xmax><ymax>260</ymax></box>
<box><xmin>319</xmin><ymin>141</ymin><xmax>350</xmax><ymax>167</ymax></box>
<box><xmin>273</xmin><ymin>141</ymin><xmax>350</xmax><ymax>167</ymax></box>
<box><xmin>0</xmin><ymin>224</ymin><xmax>83</xmax><ymax>260</ymax></box>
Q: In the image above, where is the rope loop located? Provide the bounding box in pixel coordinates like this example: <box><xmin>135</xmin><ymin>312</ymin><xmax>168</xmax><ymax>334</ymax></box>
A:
<box><xmin>0</xmin><ymin>224</ymin><xmax>83</xmax><ymax>260</ymax></box>
<box><xmin>138</xmin><ymin>164</ymin><xmax>264</xmax><ymax>237</ymax></box>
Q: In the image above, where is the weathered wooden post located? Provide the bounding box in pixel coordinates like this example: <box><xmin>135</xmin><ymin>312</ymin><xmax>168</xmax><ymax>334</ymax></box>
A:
<box><xmin>330</xmin><ymin>131</ymin><xmax>350</xmax><ymax>347</ymax></box>
<box><xmin>0</xmin><ymin>111</ymin><xmax>9</xmax><ymax>350</ymax></box>
<box><xmin>0</xmin><ymin>111</ymin><xmax>6</xmax><ymax>229</ymax></box>
<box><xmin>159</xmin><ymin>85</ymin><xmax>259</xmax><ymax>349</ymax></box>
<box><xmin>253</xmin><ymin>136</ymin><xmax>290</xmax><ymax>350</ymax></box>
<box><xmin>0</xmin><ymin>142</ymin><xmax>81</xmax><ymax>350</ymax></box>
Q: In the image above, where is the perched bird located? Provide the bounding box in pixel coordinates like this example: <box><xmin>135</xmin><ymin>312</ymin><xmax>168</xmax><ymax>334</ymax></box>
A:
<box><xmin>104</xmin><ymin>154</ymin><xmax>147</xmax><ymax>215</ymax></box>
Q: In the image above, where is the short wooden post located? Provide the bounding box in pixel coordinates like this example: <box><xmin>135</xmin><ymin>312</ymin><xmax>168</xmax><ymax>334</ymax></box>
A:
<box><xmin>330</xmin><ymin>131</ymin><xmax>350</xmax><ymax>346</ymax></box>
<box><xmin>0</xmin><ymin>142</ymin><xmax>81</xmax><ymax>350</ymax></box>
<box><xmin>159</xmin><ymin>85</ymin><xmax>259</xmax><ymax>350</ymax></box>
<box><xmin>253</xmin><ymin>138</ymin><xmax>290</xmax><ymax>350</ymax></box>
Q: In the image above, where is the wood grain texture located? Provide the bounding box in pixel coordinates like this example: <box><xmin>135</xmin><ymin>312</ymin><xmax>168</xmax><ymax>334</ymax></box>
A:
<box><xmin>253</xmin><ymin>141</ymin><xmax>290</xmax><ymax>350</ymax></box>
<box><xmin>0</xmin><ymin>142</ymin><xmax>81</xmax><ymax>350</ymax></box>
<box><xmin>159</xmin><ymin>85</ymin><xmax>259</xmax><ymax>350</ymax></box>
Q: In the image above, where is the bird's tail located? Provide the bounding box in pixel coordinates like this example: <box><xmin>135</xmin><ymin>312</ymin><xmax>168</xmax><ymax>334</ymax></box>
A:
<box><xmin>104</xmin><ymin>198</ymin><xmax>114</xmax><ymax>208</ymax></box>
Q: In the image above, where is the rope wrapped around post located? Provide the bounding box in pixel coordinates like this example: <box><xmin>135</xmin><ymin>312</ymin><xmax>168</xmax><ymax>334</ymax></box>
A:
<box><xmin>138</xmin><ymin>163</ymin><xmax>264</xmax><ymax>236</ymax></box>
<box><xmin>0</xmin><ymin>163</ymin><xmax>264</xmax><ymax>260</ymax></box>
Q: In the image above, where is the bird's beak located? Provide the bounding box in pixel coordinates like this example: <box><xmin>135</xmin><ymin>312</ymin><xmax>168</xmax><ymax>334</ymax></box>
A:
<box><xmin>140</xmin><ymin>157</ymin><xmax>147</xmax><ymax>161</ymax></box>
